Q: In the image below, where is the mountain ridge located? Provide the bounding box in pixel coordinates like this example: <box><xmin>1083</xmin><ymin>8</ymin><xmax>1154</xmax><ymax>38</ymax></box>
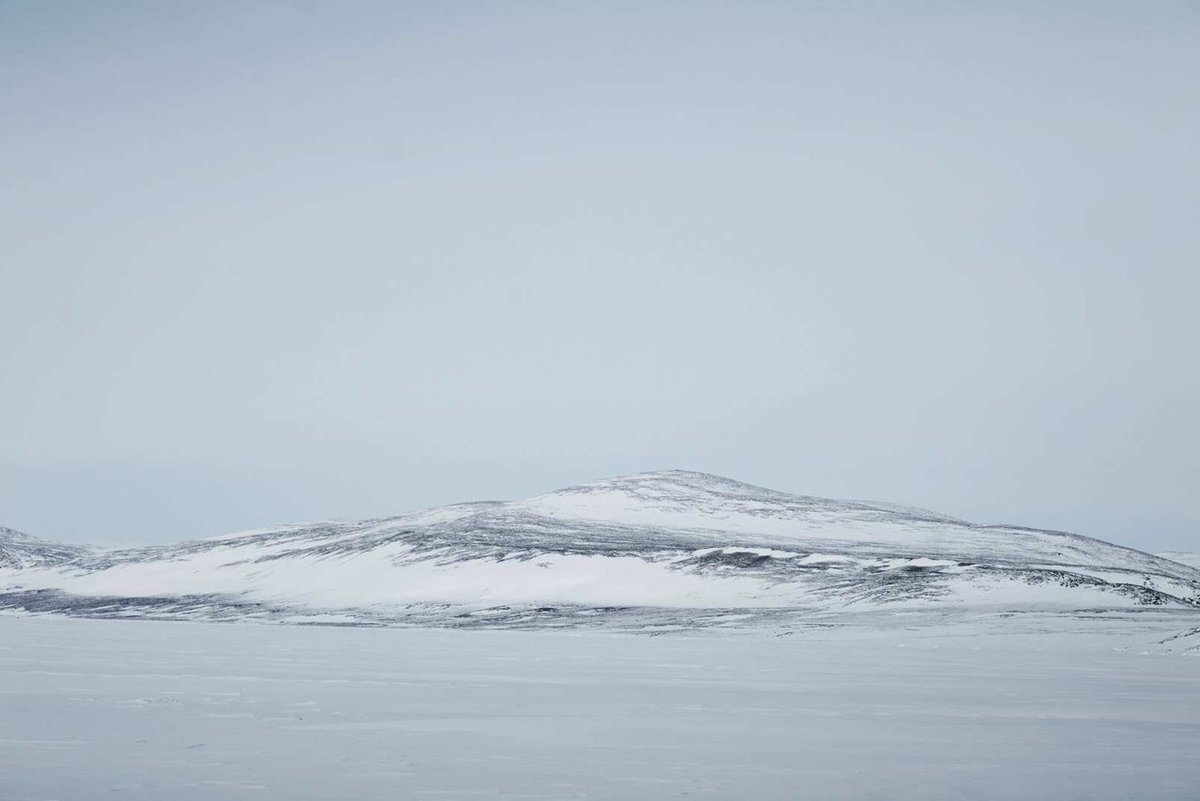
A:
<box><xmin>3</xmin><ymin>471</ymin><xmax>1198</xmax><ymax>629</ymax></box>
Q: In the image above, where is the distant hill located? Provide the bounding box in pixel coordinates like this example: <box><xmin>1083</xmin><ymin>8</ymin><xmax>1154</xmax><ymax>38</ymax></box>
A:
<box><xmin>3</xmin><ymin>471</ymin><xmax>1198</xmax><ymax>628</ymax></box>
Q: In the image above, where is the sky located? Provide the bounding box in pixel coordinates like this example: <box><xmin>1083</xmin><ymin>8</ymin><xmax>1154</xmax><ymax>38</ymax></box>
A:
<box><xmin>1</xmin><ymin>2</ymin><xmax>1197</xmax><ymax>550</ymax></box>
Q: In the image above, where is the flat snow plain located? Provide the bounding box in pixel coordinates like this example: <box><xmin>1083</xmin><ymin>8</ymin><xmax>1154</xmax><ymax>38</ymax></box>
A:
<box><xmin>3</xmin><ymin>613</ymin><xmax>1200</xmax><ymax>801</ymax></box>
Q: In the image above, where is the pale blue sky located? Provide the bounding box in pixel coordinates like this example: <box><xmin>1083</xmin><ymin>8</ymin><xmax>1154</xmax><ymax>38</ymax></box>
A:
<box><xmin>2</xmin><ymin>2</ymin><xmax>1197</xmax><ymax>549</ymax></box>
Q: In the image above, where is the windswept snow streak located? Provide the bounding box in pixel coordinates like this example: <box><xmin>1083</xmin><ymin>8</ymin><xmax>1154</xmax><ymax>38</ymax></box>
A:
<box><xmin>2</xmin><ymin>471</ymin><xmax>1198</xmax><ymax>628</ymax></box>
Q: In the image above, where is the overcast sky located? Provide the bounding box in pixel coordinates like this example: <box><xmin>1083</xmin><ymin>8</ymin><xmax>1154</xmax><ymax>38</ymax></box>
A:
<box><xmin>2</xmin><ymin>2</ymin><xmax>1197</xmax><ymax>550</ymax></box>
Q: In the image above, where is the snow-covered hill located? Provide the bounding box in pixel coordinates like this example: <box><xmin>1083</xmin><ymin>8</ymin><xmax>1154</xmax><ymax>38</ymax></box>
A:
<box><xmin>0</xmin><ymin>526</ymin><xmax>86</xmax><ymax>570</ymax></box>
<box><xmin>2</xmin><ymin>471</ymin><xmax>1198</xmax><ymax>628</ymax></box>
<box><xmin>1158</xmin><ymin>552</ymin><xmax>1200</xmax><ymax>570</ymax></box>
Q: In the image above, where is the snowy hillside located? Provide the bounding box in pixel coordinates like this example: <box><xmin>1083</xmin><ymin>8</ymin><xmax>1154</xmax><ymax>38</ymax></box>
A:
<box><xmin>0</xmin><ymin>526</ymin><xmax>86</xmax><ymax>570</ymax></box>
<box><xmin>2</xmin><ymin>471</ymin><xmax>1198</xmax><ymax>628</ymax></box>
<box><xmin>1158</xmin><ymin>552</ymin><xmax>1200</xmax><ymax>570</ymax></box>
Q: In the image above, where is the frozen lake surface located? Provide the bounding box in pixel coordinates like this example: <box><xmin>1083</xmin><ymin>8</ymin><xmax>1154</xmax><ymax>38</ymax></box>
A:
<box><xmin>3</xmin><ymin>614</ymin><xmax>1199</xmax><ymax>800</ymax></box>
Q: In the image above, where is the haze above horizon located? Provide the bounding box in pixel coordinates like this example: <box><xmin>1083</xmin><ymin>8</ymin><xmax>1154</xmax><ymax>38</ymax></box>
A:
<box><xmin>2</xmin><ymin>2</ymin><xmax>1197</xmax><ymax>550</ymax></box>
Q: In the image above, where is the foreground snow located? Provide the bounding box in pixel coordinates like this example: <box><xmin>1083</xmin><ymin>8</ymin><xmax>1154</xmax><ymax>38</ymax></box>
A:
<box><xmin>2</xmin><ymin>614</ymin><xmax>1199</xmax><ymax>801</ymax></box>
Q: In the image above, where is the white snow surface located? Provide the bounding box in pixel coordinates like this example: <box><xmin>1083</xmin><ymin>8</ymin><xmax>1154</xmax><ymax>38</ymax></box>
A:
<box><xmin>2</xmin><ymin>471</ymin><xmax>1198</xmax><ymax>627</ymax></box>
<box><xmin>2</xmin><ymin>614</ymin><xmax>1199</xmax><ymax>801</ymax></box>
